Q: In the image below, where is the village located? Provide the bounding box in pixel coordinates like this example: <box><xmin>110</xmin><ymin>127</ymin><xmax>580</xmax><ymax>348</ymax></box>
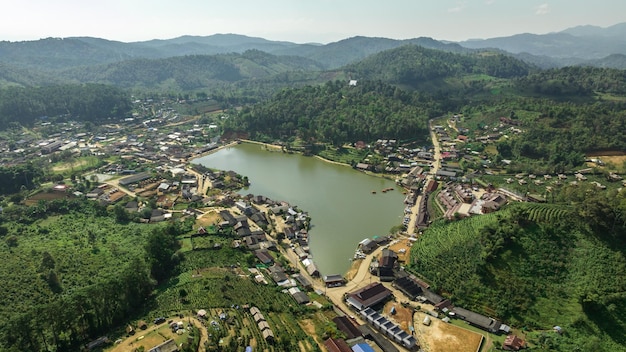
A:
<box><xmin>3</xmin><ymin>96</ymin><xmax>624</xmax><ymax>352</ymax></box>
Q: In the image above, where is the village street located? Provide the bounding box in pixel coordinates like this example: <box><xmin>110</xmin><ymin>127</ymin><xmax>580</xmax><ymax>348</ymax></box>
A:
<box><xmin>405</xmin><ymin>118</ymin><xmax>443</xmax><ymax>235</ymax></box>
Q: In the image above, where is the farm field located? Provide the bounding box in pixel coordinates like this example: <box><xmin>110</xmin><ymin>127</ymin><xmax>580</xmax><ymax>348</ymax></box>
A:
<box><xmin>106</xmin><ymin>316</ymin><xmax>196</xmax><ymax>352</ymax></box>
<box><xmin>23</xmin><ymin>189</ymin><xmax>74</xmax><ymax>205</ymax></box>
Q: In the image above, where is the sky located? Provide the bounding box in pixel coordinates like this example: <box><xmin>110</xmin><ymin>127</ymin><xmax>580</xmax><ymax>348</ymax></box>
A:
<box><xmin>1</xmin><ymin>0</ymin><xmax>625</xmax><ymax>44</ymax></box>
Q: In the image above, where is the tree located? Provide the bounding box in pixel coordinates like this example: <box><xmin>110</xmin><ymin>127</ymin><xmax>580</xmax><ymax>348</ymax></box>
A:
<box><xmin>144</xmin><ymin>228</ymin><xmax>181</xmax><ymax>282</ymax></box>
<box><xmin>113</xmin><ymin>204</ymin><xmax>130</xmax><ymax>223</ymax></box>
<box><xmin>6</xmin><ymin>235</ymin><xmax>18</xmax><ymax>248</ymax></box>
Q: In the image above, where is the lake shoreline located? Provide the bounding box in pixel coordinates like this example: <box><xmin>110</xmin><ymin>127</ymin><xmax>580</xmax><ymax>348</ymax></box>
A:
<box><xmin>239</xmin><ymin>140</ymin><xmax>398</xmax><ymax>181</ymax></box>
<box><xmin>192</xmin><ymin>140</ymin><xmax>406</xmax><ymax>275</ymax></box>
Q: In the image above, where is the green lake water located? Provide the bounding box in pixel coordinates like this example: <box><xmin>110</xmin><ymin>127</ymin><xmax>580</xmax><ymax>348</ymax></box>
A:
<box><xmin>193</xmin><ymin>143</ymin><xmax>405</xmax><ymax>275</ymax></box>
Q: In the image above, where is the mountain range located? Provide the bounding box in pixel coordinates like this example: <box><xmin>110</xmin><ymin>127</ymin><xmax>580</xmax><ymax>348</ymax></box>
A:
<box><xmin>1</xmin><ymin>22</ymin><xmax>625</xmax><ymax>89</ymax></box>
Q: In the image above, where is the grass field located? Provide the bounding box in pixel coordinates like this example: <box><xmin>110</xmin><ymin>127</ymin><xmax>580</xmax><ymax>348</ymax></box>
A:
<box><xmin>51</xmin><ymin>156</ymin><xmax>103</xmax><ymax>175</ymax></box>
<box><xmin>317</xmin><ymin>146</ymin><xmax>367</xmax><ymax>165</ymax></box>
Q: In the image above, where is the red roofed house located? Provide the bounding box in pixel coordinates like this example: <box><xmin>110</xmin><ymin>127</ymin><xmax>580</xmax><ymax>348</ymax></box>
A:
<box><xmin>503</xmin><ymin>335</ymin><xmax>526</xmax><ymax>351</ymax></box>
<box><xmin>324</xmin><ymin>338</ymin><xmax>352</xmax><ymax>352</ymax></box>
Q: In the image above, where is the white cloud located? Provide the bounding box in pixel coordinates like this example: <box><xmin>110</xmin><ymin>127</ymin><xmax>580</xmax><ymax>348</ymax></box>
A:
<box><xmin>535</xmin><ymin>3</ymin><xmax>550</xmax><ymax>15</ymax></box>
<box><xmin>448</xmin><ymin>1</ymin><xmax>467</xmax><ymax>13</ymax></box>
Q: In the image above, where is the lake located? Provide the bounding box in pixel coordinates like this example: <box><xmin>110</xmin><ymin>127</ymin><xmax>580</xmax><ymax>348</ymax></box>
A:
<box><xmin>193</xmin><ymin>143</ymin><xmax>405</xmax><ymax>275</ymax></box>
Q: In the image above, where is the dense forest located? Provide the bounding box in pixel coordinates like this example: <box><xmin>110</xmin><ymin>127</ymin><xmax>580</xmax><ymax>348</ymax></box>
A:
<box><xmin>0</xmin><ymin>84</ymin><xmax>131</xmax><ymax>128</ymax></box>
<box><xmin>223</xmin><ymin>79</ymin><xmax>439</xmax><ymax>145</ymax></box>
<box><xmin>0</xmin><ymin>163</ymin><xmax>43</xmax><ymax>195</ymax></box>
<box><xmin>345</xmin><ymin>45</ymin><xmax>532</xmax><ymax>88</ymax></box>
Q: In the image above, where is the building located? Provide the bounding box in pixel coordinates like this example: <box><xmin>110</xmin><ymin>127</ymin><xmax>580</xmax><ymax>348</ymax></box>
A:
<box><xmin>333</xmin><ymin>316</ymin><xmax>363</xmax><ymax>340</ymax></box>
<box><xmin>360</xmin><ymin>308</ymin><xmax>417</xmax><ymax>350</ymax></box>
<box><xmin>254</xmin><ymin>249</ymin><xmax>274</xmax><ymax>265</ymax></box>
<box><xmin>351</xmin><ymin>343</ymin><xmax>376</xmax><ymax>352</ymax></box>
<box><xmin>378</xmin><ymin>249</ymin><xmax>398</xmax><ymax>279</ymax></box>
<box><xmin>346</xmin><ymin>283</ymin><xmax>393</xmax><ymax>310</ymax></box>
<box><xmin>118</xmin><ymin>171</ymin><xmax>152</xmax><ymax>186</ymax></box>
<box><xmin>393</xmin><ymin>276</ymin><xmax>423</xmax><ymax>300</ymax></box>
<box><xmin>324</xmin><ymin>338</ymin><xmax>352</xmax><ymax>352</ymax></box>
<box><xmin>148</xmin><ymin>339</ymin><xmax>178</xmax><ymax>352</ymax></box>
<box><xmin>503</xmin><ymin>335</ymin><xmax>526</xmax><ymax>351</ymax></box>
<box><xmin>323</xmin><ymin>274</ymin><xmax>345</xmax><ymax>287</ymax></box>
<box><xmin>451</xmin><ymin>307</ymin><xmax>502</xmax><ymax>333</ymax></box>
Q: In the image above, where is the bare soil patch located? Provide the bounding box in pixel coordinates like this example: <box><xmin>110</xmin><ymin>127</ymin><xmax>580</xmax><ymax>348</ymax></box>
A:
<box><xmin>414</xmin><ymin>312</ymin><xmax>483</xmax><ymax>352</ymax></box>
<box><xmin>383</xmin><ymin>302</ymin><xmax>414</xmax><ymax>331</ymax></box>
<box><xmin>24</xmin><ymin>191</ymin><xmax>73</xmax><ymax>206</ymax></box>
<box><xmin>586</xmin><ymin>155</ymin><xmax>626</xmax><ymax>170</ymax></box>
<box><xmin>344</xmin><ymin>259</ymin><xmax>362</xmax><ymax>281</ymax></box>
<box><xmin>196</xmin><ymin>210</ymin><xmax>221</xmax><ymax>227</ymax></box>
<box><xmin>388</xmin><ymin>239</ymin><xmax>412</xmax><ymax>263</ymax></box>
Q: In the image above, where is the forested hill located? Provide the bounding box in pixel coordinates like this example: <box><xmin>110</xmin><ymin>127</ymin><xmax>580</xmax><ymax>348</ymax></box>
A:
<box><xmin>223</xmin><ymin>80</ymin><xmax>440</xmax><ymax>145</ymax></box>
<box><xmin>57</xmin><ymin>50</ymin><xmax>324</xmax><ymax>91</ymax></box>
<box><xmin>274</xmin><ymin>36</ymin><xmax>470</xmax><ymax>69</ymax></box>
<box><xmin>345</xmin><ymin>45</ymin><xmax>533</xmax><ymax>88</ymax></box>
<box><xmin>0</xmin><ymin>84</ymin><xmax>131</xmax><ymax>127</ymax></box>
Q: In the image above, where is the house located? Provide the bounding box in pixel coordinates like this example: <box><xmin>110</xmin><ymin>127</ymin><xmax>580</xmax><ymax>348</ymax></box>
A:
<box><xmin>351</xmin><ymin>342</ymin><xmax>376</xmax><ymax>352</ymax></box>
<box><xmin>125</xmin><ymin>201</ymin><xmax>139</xmax><ymax>212</ymax></box>
<box><xmin>393</xmin><ymin>276</ymin><xmax>423</xmax><ymax>300</ymax></box>
<box><xmin>305</xmin><ymin>261</ymin><xmax>320</xmax><ymax>277</ymax></box>
<box><xmin>346</xmin><ymin>283</ymin><xmax>393</xmax><ymax>310</ymax></box>
<box><xmin>503</xmin><ymin>335</ymin><xmax>526</xmax><ymax>351</ymax></box>
<box><xmin>324</xmin><ymin>338</ymin><xmax>353</xmax><ymax>352</ymax></box>
<box><xmin>86</xmin><ymin>336</ymin><xmax>110</xmax><ymax>351</ymax></box>
<box><xmin>355</xmin><ymin>163</ymin><xmax>371</xmax><ymax>171</ymax></box>
<box><xmin>359</xmin><ymin>238</ymin><xmax>378</xmax><ymax>254</ymax></box>
<box><xmin>252</xmin><ymin>195</ymin><xmax>267</xmax><ymax>204</ymax></box>
<box><xmin>235</xmin><ymin>201</ymin><xmax>253</xmax><ymax>215</ymax></box>
<box><xmin>482</xmin><ymin>194</ymin><xmax>507</xmax><ymax>213</ymax></box>
<box><xmin>262</xmin><ymin>329</ymin><xmax>274</xmax><ymax>342</ymax></box>
<box><xmin>332</xmin><ymin>316</ymin><xmax>363</xmax><ymax>340</ymax></box>
<box><xmin>157</xmin><ymin>182</ymin><xmax>171</xmax><ymax>195</ymax></box>
<box><xmin>41</xmin><ymin>140</ymin><xmax>64</xmax><ymax>154</ymax></box>
<box><xmin>451</xmin><ymin>307</ymin><xmax>501</xmax><ymax>333</ymax></box>
<box><xmin>421</xmin><ymin>288</ymin><xmax>444</xmax><ymax>305</ymax></box>
<box><xmin>360</xmin><ymin>308</ymin><xmax>417</xmax><ymax>350</ymax></box>
<box><xmin>86</xmin><ymin>188</ymin><xmax>104</xmax><ymax>199</ymax></box>
<box><xmin>378</xmin><ymin>249</ymin><xmax>398</xmax><ymax>278</ymax></box>
<box><xmin>254</xmin><ymin>249</ymin><xmax>274</xmax><ymax>265</ymax></box>
<box><xmin>292</xmin><ymin>273</ymin><xmax>313</xmax><ymax>290</ymax></box>
<box><xmin>424</xmin><ymin>179</ymin><xmax>439</xmax><ymax>193</ymax></box>
<box><xmin>289</xmin><ymin>288</ymin><xmax>310</xmax><ymax>304</ymax></box>
<box><xmin>436</xmin><ymin>169</ymin><xmax>456</xmax><ymax>179</ymax></box>
<box><xmin>323</xmin><ymin>274</ymin><xmax>345</xmax><ymax>287</ymax></box>
<box><xmin>118</xmin><ymin>171</ymin><xmax>152</xmax><ymax>186</ymax></box>
<box><xmin>148</xmin><ymin>339</ymin><xmax>179</xmax><ymax>352</ymax></box>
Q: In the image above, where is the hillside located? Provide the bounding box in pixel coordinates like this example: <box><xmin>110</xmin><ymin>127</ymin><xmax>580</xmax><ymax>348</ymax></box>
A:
<box><xmin>408</xmin><ymin>198</ymin><xmax>626</xmax><ymax>351</ymax></box>
<box><xmin>223</xmin><ymin>79</ymin><xmax>437</xmax><ymax>145</ymax></box>
<box><xmin>459</xmin><ymin>22</ymin><xmax>626</xmax><ymax>67</ymax></box>
<box><xmin>0</xmin><ymin>84</ymin><xmax>131</xmax><ymax>128</ymax></box>
<box><xmin>344</xmin><ymin>45</ymin><xmax>532</xmax><ymax>89</ymax></box>
<box><xmin>57</xmin><ymin>50</ymin><xmax>324</xmax><ymax>91</ymax></box>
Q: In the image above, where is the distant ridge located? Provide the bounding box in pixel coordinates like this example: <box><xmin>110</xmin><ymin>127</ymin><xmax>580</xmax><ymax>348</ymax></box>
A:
<box><xmin>459</xmin><ymin>22</ymin><xmax>626</xmax><ymax>61</ymax></box>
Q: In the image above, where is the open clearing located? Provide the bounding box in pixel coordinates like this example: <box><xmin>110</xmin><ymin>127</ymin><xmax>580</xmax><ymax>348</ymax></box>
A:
<box><xmin>414</xmin><ymin>312</ymin><xmax>483</xmax><ymax>352</ymax></box>
<box><xmin>585</xmin><ymin>154</ymin><xmax>626</xmax><ymax>172</ymax></box>
<box><xmin>388</xmin><ymin>239</ymin><xmax>412</xmax><ymax>263</ymax></box>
